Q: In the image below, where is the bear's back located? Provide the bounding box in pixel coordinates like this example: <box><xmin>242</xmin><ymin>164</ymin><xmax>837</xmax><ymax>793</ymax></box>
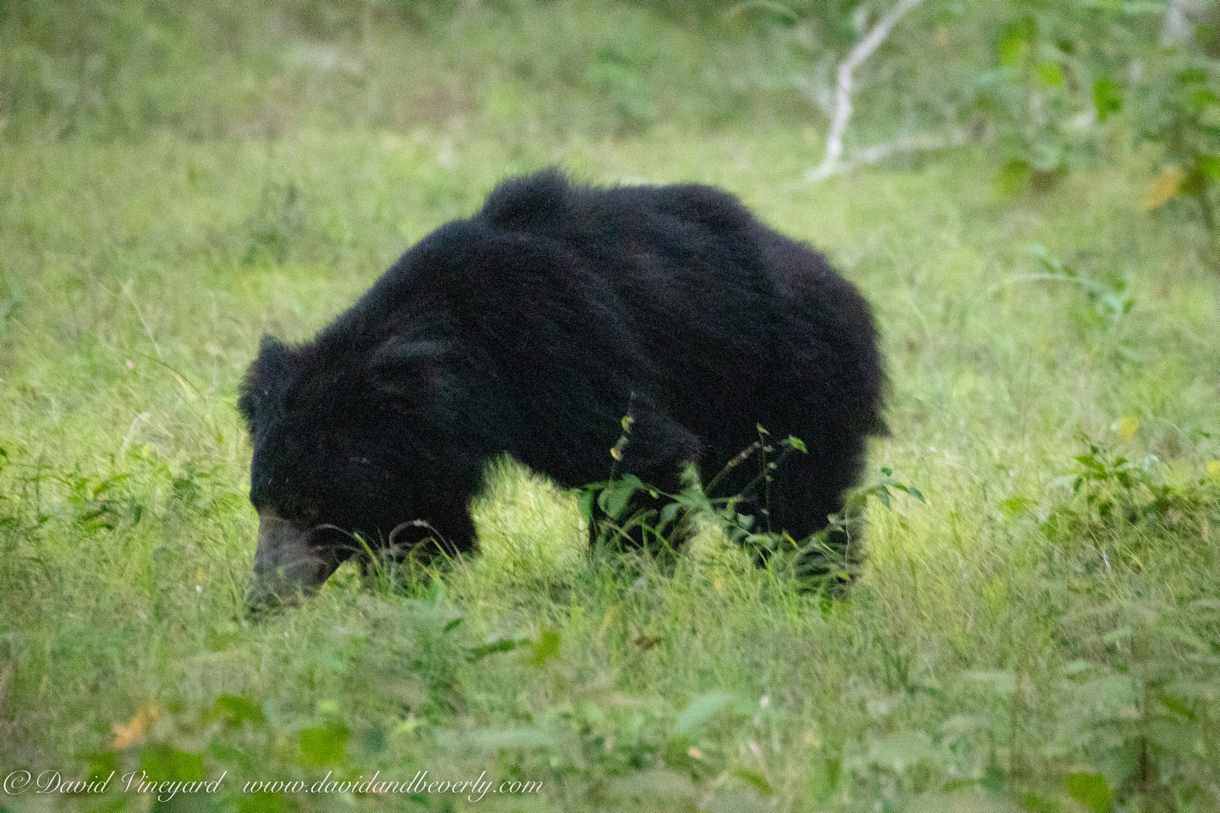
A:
<box><xmin>478</xmin><ymin>169</ymin><xmax>755</xmax><ymax>245</ymax></box>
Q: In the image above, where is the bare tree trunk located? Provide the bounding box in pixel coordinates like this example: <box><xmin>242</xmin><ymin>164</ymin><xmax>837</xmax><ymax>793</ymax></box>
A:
<box><xmin>808</xmin><ymin>0</ymin><xmax>929</xmax><ymax>182</ymax></box>
<box><xmin>1161</xmin><ymin>0</ymin><xmax>1194</xmax><ymax>47</ymax></box>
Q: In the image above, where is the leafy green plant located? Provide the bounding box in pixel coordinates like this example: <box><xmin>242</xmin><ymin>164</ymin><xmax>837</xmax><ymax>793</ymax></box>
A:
<box><xmin>1030</xmin><ymin>243</ymin><xmax>1135</xmax><ymax>327</ymax></box>
<box><xmin>577</xmin><ymin>418</ymin><xmax>925</xmax><ymax>589</ymax></box>
<box><xmin>576</xmin><ymin>426</ymin><xmax>813</xmax><ymax>556</ymax></box>
<box><xmin>242</xmin><ymin>181</ymin><xmax>303</xmax><ymax>267</ymax></box>
<box><xmin>0</xmin><ymin>283</ymin><xmax>23</xmax><ymax>331</ymax></box>
<box><xmin>1137</xmin><ymin>56</ymin><xmax>1220</xmax><ymax>228</ymax></box>
<box><xmin>974</xmin><ymin>2</ymin><xmax>1156</xmax><ymax>192</ymax></box>
<box><xmin>585</xmin><ymin>47</ymin><xmax>657</xmax><ymax>134</ymax></box>
<box><xmin>1048</xmin><ymin>439</ymin><xmax>1198</xmax><ymax>532</ymax></box>
<box><xmin>54</xmin><ymin>467</ymin><xmax>140</xmax><ymax>534</ymax></box>
<box><xmin>1031</xmin><ymin>434</ymin><xmax>1219</xmax><ymax>583</ymax></box>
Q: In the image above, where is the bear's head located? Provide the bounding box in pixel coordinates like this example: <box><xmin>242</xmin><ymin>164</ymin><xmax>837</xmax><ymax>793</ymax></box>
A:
<box><xmin>238</xmin><ymin>333</ymin><xmax>452</xmax><ymax>610</ymax></box>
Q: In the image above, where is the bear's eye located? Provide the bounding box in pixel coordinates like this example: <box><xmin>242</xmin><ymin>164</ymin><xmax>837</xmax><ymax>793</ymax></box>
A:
<box><xmin>278</xmin><ymin>498</ymin><xmax>321</xmax><ymax>526</ymax></box>
<box><xmin>339</xmin><ymin>449</ymin><xmax>372</xmax><ymax>467</ymax></box>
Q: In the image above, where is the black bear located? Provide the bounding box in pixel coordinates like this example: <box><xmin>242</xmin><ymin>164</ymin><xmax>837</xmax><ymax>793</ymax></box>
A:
<box><xmin>239</xmin><ymin>170</ymin><xmax>884</xmax><ymax>608</ymax></box>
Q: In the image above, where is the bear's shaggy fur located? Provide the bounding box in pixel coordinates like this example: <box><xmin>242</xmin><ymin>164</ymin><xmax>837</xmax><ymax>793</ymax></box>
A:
<box><xmin>239</xmin><ymin>170</ymin><xmax>884</xmax><ymax>606</ymax></box>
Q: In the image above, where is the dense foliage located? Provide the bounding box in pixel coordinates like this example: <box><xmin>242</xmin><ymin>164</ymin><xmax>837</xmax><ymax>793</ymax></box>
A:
<box><xmin>5</xmin><ymin>0</ymin><xmax>1220</xmax><ymax>201</ymax></box>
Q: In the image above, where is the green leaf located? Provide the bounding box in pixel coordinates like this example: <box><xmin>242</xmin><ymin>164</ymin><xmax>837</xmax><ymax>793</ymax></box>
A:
<box><xmin>675</xmin><ymin>691</ymin><xmax>737</xmax><ymax>736</ymax></box>
<box><xmin>1102</xmin><ymin>625</ymin><xmax>1132</xmax><ymax>643</ymax></box>
<box><xmin>299</xmin><ymin>722</ymin><xmax>350</xmax><ymax>768</ymax></box>
<box><xmin>598</xmin><ymin>474</ymin><xmax>644</xmax><ymax>519</ymax></box>
<box><xmin>85</xmin><ymin>751</ymin><xmax>120</xmax><ymax>783</ymax></box>
<box><xmin>530</xmin><ymin>628</ymin><xmax>561</xmax><ymax>666</ymax></box>
<box><xmin>1065</xmin><ymin>772</ymin><xmax>1113</xmax><ymax>813</ymax></box>
<box><xmin>1180</xmin><ymin>166</ymin><xmax>1208</xmax><ymax>197</ymax></box>
<box><xmin>1186</xmin><ymin>86</ymin><xmax>1219</xmax><ymax>112</ymax></box>
<box><xmin>1075</xmin><ymin>454</ymin><xmax>1107</xmax><ymax>474</ymax></box>
<box><xmin>1178</xmin><ymin>67</ymin><xmax>1208</xmax><ymax>85</ymax></box>
<box><xmin>999</xmin><ymin>159</ymin><xmax>1033</xmax><ymax>195</ymax></box>
<box><xmin>731</xmin><ymin>767</ymin><xmax>774</xmax><ymax>796</ymax></box>
<box><xmin>576</xmin><ymin>486</ymin><xmax>599</xmax><ymax>523</ymax></box>
<box><xmin>1195</xmin><ymin>153</ymin><xmax>1220</xmax><ymax>180</ymax></box>
<box><xmin>210</xmin><ymin>695</ymin><xmax>266</xmax><ymax>728</ymax></box>
<box><xmin>999</xmin><ymin>497</ymin><xmax>1037</xmax><ymax>518</ymax></box>
<box><xmin>425</xmin><ymin>578</ymin><xmax>447</xmax><ymax>605</ymax></box>
<box><xmin>1144</xmin><ymin>717</ymin><xmax>1197</xmax><ymax>756</ymax></box>
<box><xmin>470</xmin><ymin>636</ymin><xmax>531</xmax><ymax>661</ymax></box>
<box><xmin>139</xmin><ymin>743</ymin><xmax>205</xmax><ymax>783</ymax></box>
<box><xmin>999</xmin><ymin>17</ymin><xmax>1036</xmax><ymax>67</ymax></box>
<box><xmin>1093</xmin><ymin>78</ymin><xmax>1123</xmax><ymax>121</ymax></box>
<box><xmin>1036</xmin><ymin>61</ymin><xmax>1065</xmax><ymax>87</ymax></box>
<box><xmin>1019</xmin><ymin>793</ymin><xmax>1060</xmax><ymax>813</ymax></box>
<box><xmin>658</xmin><ymin>501</ymin><xmax>681</xmax><ymax>531</ymax></box>
<box><xmin>1157</xmin><ymin>692</ymin><xmax>1197</xmax><ymax>722</ymax></box>
<box><xmin>1062</xmin><ymin>659</ymin><xmax>1095</xmax><ymax>675</ymax></box>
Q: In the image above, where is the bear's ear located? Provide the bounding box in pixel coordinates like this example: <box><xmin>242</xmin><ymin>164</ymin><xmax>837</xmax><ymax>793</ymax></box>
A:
<box><xmin>481</xmin><ymin>167</ymin><xmax>570</xmax><ymax>230</ymax></box>
<box><xmin>238</xmin><ymin>335</ymin><xmax>294</xmax><ymax>428</ymax></box>
<box><xmin>368</xmin><ymin>338</ymin><xmax>453</xmax><ymax>402</ymax></box>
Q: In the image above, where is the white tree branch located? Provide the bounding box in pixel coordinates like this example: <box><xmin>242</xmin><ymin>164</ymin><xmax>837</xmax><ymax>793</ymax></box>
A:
<box><xmin>808</xmin><ymin>124</ymin><xmax>972</xmax><ymax>180</ymax></box>
<box><xmin>1161</xmin><ymin>0</ymin><xmax>1193</xmax><ymax>47</ymax></box>
<box><xmin>807</xmin><ymin>0</ymin><xmax>929</xmax><ymax>182</ymax></box>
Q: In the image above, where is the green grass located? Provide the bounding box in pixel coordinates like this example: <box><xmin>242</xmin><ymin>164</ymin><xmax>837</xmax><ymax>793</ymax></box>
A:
<box><xmin>2</xmin><ymin>2</ymin><xmax>1220</xmax><ymax>812</ymax></box>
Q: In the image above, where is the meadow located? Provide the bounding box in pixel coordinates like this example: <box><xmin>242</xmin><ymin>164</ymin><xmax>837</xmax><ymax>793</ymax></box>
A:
<box><xmin>1</xmin><ymin>2</ymin><xmax>1219</xmax><ymax>811</ymax></box>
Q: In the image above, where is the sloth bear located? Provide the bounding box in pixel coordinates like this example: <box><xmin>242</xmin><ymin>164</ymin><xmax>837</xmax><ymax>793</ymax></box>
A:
<box><xmin>239</xmin><ymin>170</ymin><xmax>884</xmax><ymax>608</ymax></box>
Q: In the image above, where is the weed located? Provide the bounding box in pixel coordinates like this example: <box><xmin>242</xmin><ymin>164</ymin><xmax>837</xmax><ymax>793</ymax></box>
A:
<box><xmin>1037</xmin><ymin>433</ymin><xmax>1218</xmax><ymax>576</ymax></box>
<box><xmin>242</xmin><ymin>181</ymin><xmax>303</xmax><ymax>267</ymax></box>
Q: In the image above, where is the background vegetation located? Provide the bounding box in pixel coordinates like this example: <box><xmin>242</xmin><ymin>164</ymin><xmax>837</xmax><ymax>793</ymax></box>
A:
<box><xmin>1</xmin><ymin>1</ymin><xmax>1218</xmax><ymax>811</ymax></box>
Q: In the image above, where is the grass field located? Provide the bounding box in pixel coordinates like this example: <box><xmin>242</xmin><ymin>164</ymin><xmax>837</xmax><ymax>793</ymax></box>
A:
<box><xmin>2</xmin><ymin>2</ymin><xmax>1219</xmax><ymax>811</ymax></box>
